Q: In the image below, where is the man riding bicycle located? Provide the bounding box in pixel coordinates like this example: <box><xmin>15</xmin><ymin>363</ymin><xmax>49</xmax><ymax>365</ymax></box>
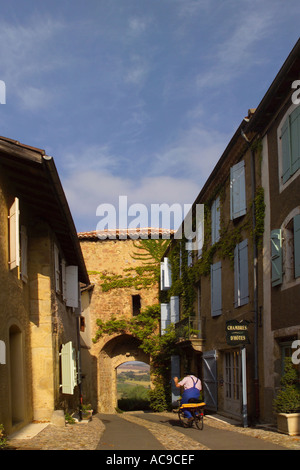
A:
<box><xmin>174</xmin><ymin>374</ymin><xmax>202</xmax><ymax>424</ymax></box>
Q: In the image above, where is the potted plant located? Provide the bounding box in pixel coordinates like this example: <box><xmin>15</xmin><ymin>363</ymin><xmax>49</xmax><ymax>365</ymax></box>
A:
<box><xmin>81</xmin><ymin>403</ymin><xmax>93</xmax><ymax>420</ymax></box>
<box><xmin>273</xmin><ymin>358</ymin><xmax>300</xmax><ymax>436</ymax></box>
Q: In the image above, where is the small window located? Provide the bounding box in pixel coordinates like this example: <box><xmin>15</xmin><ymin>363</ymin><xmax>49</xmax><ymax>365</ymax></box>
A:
<box><xmin>80</xmin><ymin>316</ymin><xmax>86</xmax><ymax>332</ymax></box>
<box><xmin>132</xmin><ymin>294</ymin><xmax>141</xmax><ymax>316</ymax></box>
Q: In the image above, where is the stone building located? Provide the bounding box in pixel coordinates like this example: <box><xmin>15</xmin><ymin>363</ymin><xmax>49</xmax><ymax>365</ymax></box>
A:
<box><xmin>0</xmin><ymin>137</ymin><xmax>90</xmax><ymax>435</ymax></box>
<box><xmin>248</xmin><ymin>38</ymin><xmax>300</xmax><ymax>422</ymax></box>
<box><xmin>160</xmin><ymin>38</ymin><xmax>300</xmax><ymax>426</ymax></box>
<box><xmin>78</xmin><ymin>228</ymin><xmax>172</xmax><ymax>413</ymax></box>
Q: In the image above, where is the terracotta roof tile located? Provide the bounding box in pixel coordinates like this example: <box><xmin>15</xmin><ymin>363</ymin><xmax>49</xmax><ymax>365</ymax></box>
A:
<box><xmin>78</xmin><ymin>228</ymin><xmax>175</xmax><ymax>240</ymax></box>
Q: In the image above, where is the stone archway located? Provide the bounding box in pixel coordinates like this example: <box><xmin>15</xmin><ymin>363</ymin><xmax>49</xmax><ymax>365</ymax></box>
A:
<box><xmin>98</xmin><ymin>334</ymin><xmax>150</xmax><ymax>413</ymax></box>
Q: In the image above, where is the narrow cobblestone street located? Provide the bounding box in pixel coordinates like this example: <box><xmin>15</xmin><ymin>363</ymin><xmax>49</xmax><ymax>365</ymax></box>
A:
<box><xmin>6</xmin><ymin>412</ymin><xmax>300</xmax><ymax>451</ymax></box>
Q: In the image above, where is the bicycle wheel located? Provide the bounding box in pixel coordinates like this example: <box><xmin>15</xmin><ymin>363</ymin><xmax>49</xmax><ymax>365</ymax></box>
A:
<box><xmin>192</xmin><ymin>410</ymin><xmax>204</xmax><ymax>430</ymax></box>
<box><xmin>178</xmin><ymin>408</ymin><xmax>185</xmax><ymax>426</ymax></box>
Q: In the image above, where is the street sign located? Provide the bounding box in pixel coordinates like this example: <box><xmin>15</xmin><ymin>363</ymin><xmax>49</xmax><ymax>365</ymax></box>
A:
<box><xmin>226</xmin><ymin>320</ymin><xmax>250</xmax><ymax>346</ymax></box>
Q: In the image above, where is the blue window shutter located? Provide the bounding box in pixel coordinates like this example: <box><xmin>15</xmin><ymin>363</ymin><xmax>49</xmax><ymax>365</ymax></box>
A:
<box><xmin>281</xmin><ymin>117</ymin><xmax>291</xmax><ymax>184</ymax></box>
<box><xmin>234</xmin><ymin>240</ymin><xmax>249</xmax><ymax>307</ymax></box>
<box><xmin>230</xmin><ymin>161</ymin><xmax>246</xmax><ymax>219</ymax></box>
<box><xmin>160</xmin><ymin>303</ymin><xmax>170</xmax><ymax>335</ymax></box>
<box><xmin>170</xmin><ymin>296</ymin><xmax>180</xmax><ymax>323</ymax></box>
<box><xmin>211</xmin><ymin>261</ymin><xmax>222</xmax><ymax>317</ymax></box>
<box><xmin>290</xmin><ymin>107</ymin><xmax>300</xmax><ymax>175</ymax></box>
<box><xmin>271</xmin><ymin>229</ymin><xmax>283</xmax><ymax>286</ymax></box>
<box><xmin>294</xmin><ymin>215</ymin><xmax>300</xmax><ymax>278</ymax></box>
<box><xmin>171</xmin><ymin>355</ymin><xmax>181</xmax><ymax>404</ymax></box>
<box><xmin>211</xmin><ymin>196</ymin><xmax>220</xmax><ymax>244</ymax></box>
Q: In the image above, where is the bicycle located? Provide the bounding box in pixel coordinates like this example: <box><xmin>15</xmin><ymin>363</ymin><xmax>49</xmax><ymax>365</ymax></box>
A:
<box><xmin>178</xmin><ymin>401</ymin><xmax>205</xmax><ymax>430</ymax></box>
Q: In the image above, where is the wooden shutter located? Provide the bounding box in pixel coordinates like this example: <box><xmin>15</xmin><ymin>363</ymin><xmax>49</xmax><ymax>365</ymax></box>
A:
<box><xmin>281</xmin><ymin>108</ymin><xmax>300</xmax><ymax>184</ymax></box>
<box><xmin>211</xmin><ymin>196</ymin><xmax>221</xmax><ymax>244</ymax></box>
<box><xmin>0</xmin><ymin>340</ymin><xmax>6</xmax><ymax>365</ymax></box>
<box><xmin>271</xmin><ymin>229</ymin><xmax>283</xmax><ymax>286</ymax></box>
<box><xmin>290</xmin><ymin>107</ymin><xmax>300</xmax><ymax>175</ymax></box>
<box><xmin>160</xmin><ymin>261</ymin><xmax>165</xmax><ymax>291</ymax></box>
<box><xmin>170</xmin><ymin>296</ymin><xmax>179</xmax><ymax>323</ymax></box>
<box><xmin>60</xmin><ymin>342</ymin><xmax>77</xmax><ymax>395</ymax></box>
<box><xmin>9</xmin><ymin>197</ymin><xmax>20</xmax><ymax>270</ymax></box>
<box><xmin>281</xmin><ymin>117</ymin><xmax>291</xmax><ymax>184</ymax></box>
<box><xmin>20</xmin><ymin>225</ymin><xmax>28</xmax><ymax>282</ymax></box>
<box><xmin>160</xmin><ymin>258</ymin><xmax>171</xmax><ymax>290</ymax></box>
<box><xmin>66</xmin><ymin>265</ymin><xmax>79</xmax><ymax>308</ymax></box>
<box><xmin>211</xmin><ymin>261</ymin><xmax>222</xmax><ymax>317</ymax></box>
<box><xmin>234</xmin><ymin>239</ymin><xmax>249</xmax><ymax>307</ymax></box>
<box><xmin>203</xmin><ymin>350</ymin><xmax>218</xmax><ymax>411</ymax></box>
<box><xmin>294</xmin><ymin>215</ymin><xmax>300</xmax><ymax>278</ymax></box>
<box><xmin>230</xmin><ymin>161</ymin><xmax>246</xmax><ymax>220</ymax></box>
<box><xmin>171</xmin><ymin>355</ymin><xmax>181</xmax><ymax>404</ymax></box>
<box><xmin>164</xmin><ymin>257</ymin><xmax>171</xmax><ymax>289</ymax></box>
<box><xmin>160</xmin><ymin>303</ymin><xmax>170</xmax><ymax>335</ymax></box>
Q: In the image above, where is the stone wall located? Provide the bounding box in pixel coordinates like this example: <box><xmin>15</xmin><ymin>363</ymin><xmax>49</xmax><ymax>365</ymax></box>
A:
<box><xmin>79</xmin><ymin>234</ymin><xmax>162</xmax><ymax>412</ymax></box>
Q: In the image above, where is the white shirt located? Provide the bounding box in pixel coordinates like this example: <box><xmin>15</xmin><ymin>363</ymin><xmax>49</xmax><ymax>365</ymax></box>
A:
<box><xmin>178</xmin><ymin>375</ymin><xmax>202</xmax><ymax>391</ymax></box>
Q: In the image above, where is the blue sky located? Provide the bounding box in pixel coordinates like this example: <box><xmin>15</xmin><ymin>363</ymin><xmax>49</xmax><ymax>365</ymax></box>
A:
<box><xmin>0</xmin><ymin>0</ymin><xmax>299</xmax><ymax>232</ymax></box>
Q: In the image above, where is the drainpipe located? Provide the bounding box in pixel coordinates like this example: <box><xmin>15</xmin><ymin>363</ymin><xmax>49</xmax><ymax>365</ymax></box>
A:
<box><xmin>241</xmin><ymin>130</ymin><xmax>260</xmax><ymax>423</ymax></box>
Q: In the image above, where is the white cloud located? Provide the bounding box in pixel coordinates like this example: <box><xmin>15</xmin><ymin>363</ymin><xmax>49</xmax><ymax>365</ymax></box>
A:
<box><xmin>0</xmin><ymin>15</ymin><xmax>66</xmax><ymax>110</ymax></box>
<box><xmin>196</xmin><ymin>7</ymin><xmax>277</xmax><ymax>90</ymax></box>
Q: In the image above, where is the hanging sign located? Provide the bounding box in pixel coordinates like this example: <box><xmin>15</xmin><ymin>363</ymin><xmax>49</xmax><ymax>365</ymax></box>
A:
<box><xmin>226</xmin><ymin>320</ymin><xmax>250</xmax><ymax>346</ymax></box>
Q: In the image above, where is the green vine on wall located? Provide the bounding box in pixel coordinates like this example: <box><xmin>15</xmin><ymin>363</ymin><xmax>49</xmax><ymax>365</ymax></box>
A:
<box><xmin>165</xmin><ymin>185</ymin><xmax>265</xmax><ymax>319</ymax></box>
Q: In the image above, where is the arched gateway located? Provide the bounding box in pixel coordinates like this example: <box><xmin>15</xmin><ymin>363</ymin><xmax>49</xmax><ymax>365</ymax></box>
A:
<box><xmin>78</xmin><ymin>229</ymin><xmax>172</xmax><ymax>414</ymax></box>
<box><xmin>98</xmin><ymin>334</ymin><xmax>150</xmax><ymax>413</ymax></box>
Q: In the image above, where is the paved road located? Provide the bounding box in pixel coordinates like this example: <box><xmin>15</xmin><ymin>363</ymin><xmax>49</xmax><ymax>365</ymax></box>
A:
<box><xmin>96</xmin><ymin>414</ymin><xmax>165</xmax><ymax>450</ymax></box>
<box><xmin>96</xmin><ymin>412</ymin><xmax>288</xmax><ymax>451</ymax></box>
<box><xmin>130</xmin><ymin>412</ymin><xmax>288</xmax><ymax>451</ymax></box>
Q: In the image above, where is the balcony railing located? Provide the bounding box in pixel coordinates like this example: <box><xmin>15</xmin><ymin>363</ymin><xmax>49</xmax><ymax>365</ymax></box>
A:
<box><xmin>174</xmin><ymin>316</ymin><xmax>205</xmax><ymax>351</ymax></box>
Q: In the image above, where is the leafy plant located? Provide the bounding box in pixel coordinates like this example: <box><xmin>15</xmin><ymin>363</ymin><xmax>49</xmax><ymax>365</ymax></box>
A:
<box><xmin>0</xmin><ymin>424</ymin><xmax>7</xmax><ymax>449</ymax></box>
<box><xmin>273</xmin><ymin>358</ymin><xmax>300</xmax><ymax>414</ymax></box>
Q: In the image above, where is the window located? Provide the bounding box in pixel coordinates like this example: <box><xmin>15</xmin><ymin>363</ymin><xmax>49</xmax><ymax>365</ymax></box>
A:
<box><xmin>132</xmin><ymin>294</ymin><xmax>141</xmax><ymax>316</ymax></box>
<box><xmin>280</xmin><ymin>106</ymin><xmax>300</xmax><ymax>184</ymax></box>
<box><xmin>80</xmin><ymin>316</ymin><xmax>86</xmax><ymax>332</ymax></box>
<box><xmin>271</xmin><ymin>212</ymin><xmax>300</xmax><ymax>287</ymax></box>
<box><xmin>211</xmin><ymin>261</ymin><xmax>222</xmax><ymax>317</ymax></box>
<box><xmin>54</xmin><ymin>244</ymin><xmax>79</xmax><ymax>307</ymax></box>
<box><xmin>211</xmin><ymin>196</ymin><xmax>221</xmax><ymax>244</ymax></box>
<box><xmin>234</xmin><ymin>239</ymin><xmax>249</xmax><ymax>307</ymax></box>
<box><xmin>230</xmin><ymin>161</ymin><xmax>246</xmax><ymax>220</ymax></box>
<box><xmin>271</xmin><ymin>229</ymin><xmax>283</xmax><ymax>286</ymax></box>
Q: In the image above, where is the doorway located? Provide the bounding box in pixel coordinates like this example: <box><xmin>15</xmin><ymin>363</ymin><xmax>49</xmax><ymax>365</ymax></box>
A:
<box><xmin>9</xmin><ymin>325</ymin><xmax>25</xmax><ymax>426</ymax></box>
<box><xmin>224</xmin><ymin>350</ymin><xmax>241</xmax><ymax>417</ymax></box>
